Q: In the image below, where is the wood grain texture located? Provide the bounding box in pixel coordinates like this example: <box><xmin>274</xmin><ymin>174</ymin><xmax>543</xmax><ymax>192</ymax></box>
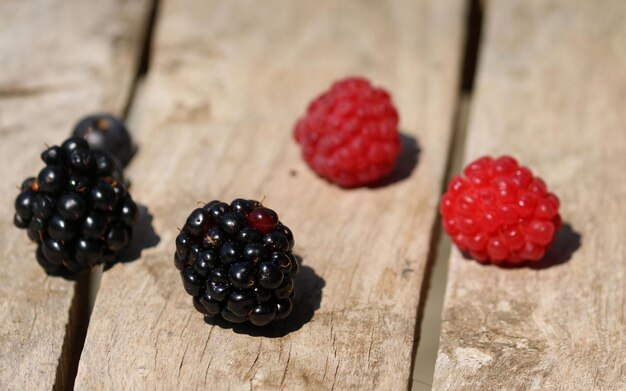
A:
<box><xmin>0</xmin><ymin>0</ymin><xmax>151</xmax><ymax>388</ymax></box>
<box><xmin>434</xmin><ymin>0</ymin><xmax>626</xmax><ymax>390</ymax></box>
<box><xmin>75</xmin><ymin>0</ymin><xmax>465</xmax><ymax>389</ymax></box>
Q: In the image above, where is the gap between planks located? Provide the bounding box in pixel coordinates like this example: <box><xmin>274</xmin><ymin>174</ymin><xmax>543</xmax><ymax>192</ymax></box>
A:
<box><xmin>411</xmin><ymin>0</ymin><xmax>484</xmax><ymax>388</ymax></box>
<box><xmin>411</xmin><ymin>95</ymin><xmax>471</xmax><ymax>391</ymax></box>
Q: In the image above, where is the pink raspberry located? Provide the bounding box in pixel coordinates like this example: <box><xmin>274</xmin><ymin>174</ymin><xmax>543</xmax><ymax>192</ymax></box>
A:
<box><xmin>440</xmin><ymin>156</ymin><xmax>562</xmax><ymax>264</ymax></box>
<box><xmin>294</xmin><ymin>77</ymin><xmax>401</xmax><ymax>187</ymax></box>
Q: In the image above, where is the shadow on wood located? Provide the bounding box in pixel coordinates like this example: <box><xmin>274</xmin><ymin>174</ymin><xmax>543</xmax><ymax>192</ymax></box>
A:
<box><xmin>461</xmin><ymin>223</ymin><xmax>581</xmax><ymax>270</ymax></box>
<box><xmin>369</xmin><ymin>132</ymin><xmax>421</xmax><ymax>188</ymax></box>
<box><xmin>203</xmin><ymin>257</ymin><xmax>325</xmax><ymax>337</ymax></box>
<box><xmin>39</xmin><ymin>258</ymin><xmax>84</xmax><ymax>281</ymax></box>
<box><xmin>113</xmin><ymin>204</ymin><xmax>160</xmax><ymax>265</ymax></box>
<box><xmin>525</xmin><ymin>223</ymin><xmax>581</xmax><ymax>269</ymax></box>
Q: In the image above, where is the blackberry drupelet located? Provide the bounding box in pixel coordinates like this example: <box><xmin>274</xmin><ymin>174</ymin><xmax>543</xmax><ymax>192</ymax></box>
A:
<box><xmin>176</xmin><ymin>199</ymin><xmax>298</xmax><ymax>326</ymax></box>
<box><xmin>13</xmin><ymin>136</ymin><xmax>139</xmax><ymax>276</ymax></box>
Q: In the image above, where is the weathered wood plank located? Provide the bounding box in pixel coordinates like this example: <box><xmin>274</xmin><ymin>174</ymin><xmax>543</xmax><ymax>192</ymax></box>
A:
<box><xmin>434</xmin><ymin>0</ymin><xmax>626</xmax><ymax>389</ymax></box>
<box><xmin>76</xmin><ymin>0</ymin><xmax>465</xmax><ymax>389</ymax></box>
<box><xmin>0</xmin><ymin>1</ymin><xmax>151</xmax><ymax>389</ymax></box>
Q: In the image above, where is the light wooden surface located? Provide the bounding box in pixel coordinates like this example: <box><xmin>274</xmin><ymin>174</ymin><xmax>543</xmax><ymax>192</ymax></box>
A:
<box><xmin>75</xmin><ymin>0</ymin><xmax>465</xmax><ymax>389</ymax></box>
<box><xmin>0</xmin><ymin>0</ymin><xmax>150</xmax><ymax>389</ymax></box>
<box><xmin>434</xmin><ymin>0</ymin><xmax>626</xmax><ymax>389</ymax></box>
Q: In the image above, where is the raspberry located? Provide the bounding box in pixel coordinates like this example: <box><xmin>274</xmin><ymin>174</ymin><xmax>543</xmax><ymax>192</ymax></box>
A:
<box><xmin>13</xmin><ymin>136</ymin><xmax>138</xmax><ymax>276</ymax></box>
<box><xmin>440</xmin><ymin>156</ymin><xmax>562</xmax><ymax>264</ymax></box>
<box><xmin>294</xmin><ymin>77</ymin><xmax>401</xmax><ymax>187</ymax></box>
<box><xmin>176</xmin><ymin>199</ymin><xmax>298</xmax><ymax>326</ymax></box>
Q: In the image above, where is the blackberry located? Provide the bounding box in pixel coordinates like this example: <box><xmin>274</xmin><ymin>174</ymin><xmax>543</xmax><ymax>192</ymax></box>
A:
<box><xmin>13</xmin><ymin>135</ymin><xmax>139</xmax><ymax>276</ymax></box>
<box><xmin>176</xmin><ymin>199</ymin><xmax>298</xmax><ymax>326</ymax></box>
<box><xmin>72</xmin><ymin>113</ymin><xmax>135</xmax><ymax>167</ymax></box>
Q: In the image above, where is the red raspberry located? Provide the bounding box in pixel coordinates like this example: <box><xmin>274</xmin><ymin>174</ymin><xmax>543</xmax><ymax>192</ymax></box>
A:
<box><xmin>440</xmin><ymin>156</ymin><xmax>562</xmax><ymax>264</ymax></box>
<box><xmin>294</xmin><ymin>77</ymin><xmax>401</xmax><ymax>187</ymax></box>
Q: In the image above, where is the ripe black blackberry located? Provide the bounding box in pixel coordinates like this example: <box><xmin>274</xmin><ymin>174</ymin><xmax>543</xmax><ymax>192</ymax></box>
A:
<box><xmin>72</xmin><ymin>113</ymin><xmax>135</xmax><ymax>167</ymax></box>
<box><xmin>13</xmin><ymin>135</ymin><xmax>138</xmax><ymax>276</ymax></box>
<box><xmin>176</xmin><ymin>199</ymin><xmax>298</xmax><ymax>326</ymax></box>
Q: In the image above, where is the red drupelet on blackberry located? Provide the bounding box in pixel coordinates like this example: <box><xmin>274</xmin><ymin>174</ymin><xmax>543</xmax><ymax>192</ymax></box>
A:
<box><xmin>13</xmin><ymin>118</ymin><xmax>139</xmax><ymax>276</ymax></box>
<box><xmin>176</xmin><ymin>199</ymin><xmax>298</xmax><ymax>326</ymax></box>
<box><xmin>440</xmin><ymin>155</ymin><xmax>562</xmax><ymax>265</ymax></box>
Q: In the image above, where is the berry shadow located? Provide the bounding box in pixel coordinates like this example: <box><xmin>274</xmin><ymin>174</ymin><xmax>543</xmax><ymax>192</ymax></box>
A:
<box><xmin>107</xmin><ymin>204</ymin><xmax>160</xmax><ymax>268</ymax></box>
<box><xmin>42</xmin><ymin>266</ymin><xmax>84</xmax><ymax>281</ymax></box>
<box><xmin>368</xmin><ymin>132</ymin><xmax>421</xmax><ymax>188</ymax></box>
<box><xmin>203</xmin><ymin>256</ymin><xmax>325</xmax><ymax>337</ymax></box>
<box><xmin>464</xmin><ymin>223</ymin><xmax>582</xmax><ymax>270</ymax></box>
<box><xmin>518</xmin><ymin>223</ymin><xmax>581</xmax><ymax>269</ymax></box>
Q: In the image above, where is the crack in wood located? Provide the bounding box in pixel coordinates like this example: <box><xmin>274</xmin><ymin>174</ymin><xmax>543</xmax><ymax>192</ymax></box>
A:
<box><xmin>411</xmin><ymin>0</ymin><xmax>484</xmax><ymax>388</ymax></box>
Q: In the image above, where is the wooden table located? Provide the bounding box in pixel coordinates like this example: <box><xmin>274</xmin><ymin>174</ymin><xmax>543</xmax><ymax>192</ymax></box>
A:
<box><xmin>1</xmin><ymin>0</ymin><xmax>624</xmax><ymax>389</ymax></box>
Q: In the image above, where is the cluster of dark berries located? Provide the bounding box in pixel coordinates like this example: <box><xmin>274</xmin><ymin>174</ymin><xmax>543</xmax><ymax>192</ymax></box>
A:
<box><xmin>13</xmin><ymin>136</ymin><xmax>138</xmax><ymax>275</ymax></box>
<box><xmin>175</xmin><ymin>199</ymin><xmax>298</xmax><ymax>326</ymax></box>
